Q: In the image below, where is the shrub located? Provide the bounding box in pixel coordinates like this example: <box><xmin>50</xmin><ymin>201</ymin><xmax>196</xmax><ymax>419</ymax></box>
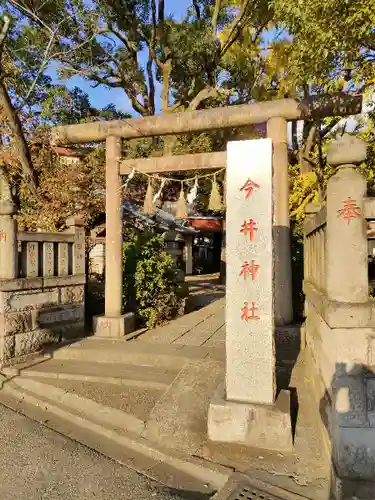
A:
<box><xmin>123</xmin><ymin>232</ymin><xmax>186</xmax><ymax>328</ymax></box>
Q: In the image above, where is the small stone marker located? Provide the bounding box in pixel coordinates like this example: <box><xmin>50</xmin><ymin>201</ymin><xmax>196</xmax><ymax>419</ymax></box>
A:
<box><xmin>226</xmin><ymin>139</ymin><xmax>275</xmax><ymax>405</ymax></box>
<box><xmin>43</xmin><ymin>242</ymin><xmax>54</xmax><ymax>277</ymax></box>
<box><xmin>26</xmin><ymin>242</ymin><xmax>38</xmax><ymax>278</ymax></box>
<box><xmin>58</xmin><ymin>243</ymin><xmax>69</xmax><ymax>276</ymax></box>
<box><xmin>73</xmin><ymin>229</ymin><xmax>85</xmax><ymax>275</ymax></box>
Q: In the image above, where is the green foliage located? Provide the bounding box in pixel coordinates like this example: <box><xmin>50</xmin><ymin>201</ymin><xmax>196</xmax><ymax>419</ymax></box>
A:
<box><xmin>271</xmin><ymin>0</ymin><xmax>375</xmax><ymax>91</ymax></box>
<box><xmin>289</xmin><ymin>111</ymin><xmax>375</xmax><ymax>238</ymax></box>
<box><xmin>1</xmin><ymin>0</ymin><xmax>274</xmax><ymax>117</ymax></box>
<box><xmin>357</xmin><ymin>105</ymin><xmax>375</xmax><ymax>194</ymax></box>
<box><xmin>288</xmin><ymin>105</ymin><xmax>375</xmax><ymax>318</ymax></box>
<box><xmin>122</xmin><ymin>233</ymin><xmax>186</xmax><ymax>328</ymax></box>
<box><xmin>38</xmin><ymin>86</ymin><xmax>132</xmax><ymax>126</ymax></box>
<box><xmin>289</xmin><ymin>170</ymin><xmax>319</xmax><ymax>224</ymax></box>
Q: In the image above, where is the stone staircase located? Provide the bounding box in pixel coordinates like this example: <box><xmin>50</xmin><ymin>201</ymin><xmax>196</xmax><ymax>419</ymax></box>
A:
<box><xmin>0</xmin><ymin>334</ymin><xmax>229</xmax><ymax>494</ymax></box>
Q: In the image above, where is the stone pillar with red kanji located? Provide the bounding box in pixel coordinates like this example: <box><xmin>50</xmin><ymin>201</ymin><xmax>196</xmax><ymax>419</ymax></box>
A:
<box><xmin>208</xmin><ymin>139</ymin><xmax>292</xmax><ymax>452</ymax></box>
<box><xmin>326</xmin><ymin>135</ymin><xmax>368</xmax><ymax>303</ymax></box>
<box><xmin>225</xmin><ymin>138</ymin><xmax>275</xmax><ymax>404</ymax></box>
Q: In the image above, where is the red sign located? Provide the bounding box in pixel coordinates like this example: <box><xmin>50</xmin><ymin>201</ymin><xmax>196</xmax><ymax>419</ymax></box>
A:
<box><xmin>238</xmin><ymin>176</ymin><xmax>262</xmax><ymax>322</ymax></box>
<box><xmin>240</xmin><ymin>219</ymin><xmax>258</xmax><ymax>241</ymax></box>
<box><xmin>241</xmin><ymin>301</ymin><xmax>260</xmax><ymax>321</ymax></box>
<box><xmin>239</xmin><ymin>260</ymin><xmax>260</xmax><ymax>281</ymax></box>
<box><xmin>240</xmin><ymin>179</ymin><xmax>260</xmax><ymax>199</ymax></box>
<box><xmin>338</xmin><ymin>198</ymin><xmax>361</xmax><ymax>224</ymax></box>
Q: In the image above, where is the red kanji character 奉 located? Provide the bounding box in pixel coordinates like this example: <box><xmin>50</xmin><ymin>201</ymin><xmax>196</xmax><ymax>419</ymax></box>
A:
<box><xmin>240</xmin><ymin>219</ymin><xmax>258</xmax><ymax>241</ymax></box>
<box><xmin>337</xmin><ymin>198</ymin><xmax>361</xmax><ymax>224</ymax></box>
<box><xmin>0</xmin><ymin>230</ymin><xmax>6</xmax><ymax>242</ymax></box>
<box><xmin>240</xmin><ymin>178</ymin><xmax>260</xmax><ymax>199</ymax></box>
<box><xmin>239</xmin><ymin>260</ymin><xmax>260</xmax><ymax>280</ymax></box>
<box><xmin>240</xmin><ymin>301</ymin><xmax>260</xmax><ymax>321</ymax></box>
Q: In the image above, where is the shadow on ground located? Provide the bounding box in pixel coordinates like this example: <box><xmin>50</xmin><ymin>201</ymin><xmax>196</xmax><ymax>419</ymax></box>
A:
<box><xmin>154</xmin><ymin>485</ymin><xmax>213</xmax><ymax>500</ymax></box>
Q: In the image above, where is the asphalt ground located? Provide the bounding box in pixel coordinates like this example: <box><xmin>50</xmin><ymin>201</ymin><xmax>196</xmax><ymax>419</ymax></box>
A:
<box><xmin>0</xmin><ymin>403</ymin><xmax>212</xmax><ymax>500</ymax></box>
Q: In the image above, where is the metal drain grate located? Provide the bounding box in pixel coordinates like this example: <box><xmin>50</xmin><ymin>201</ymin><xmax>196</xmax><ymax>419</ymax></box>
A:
<box><xmin>228</xmin><ymin>484</ymin><xmax>284</xmax><ymax>500</ymax></box>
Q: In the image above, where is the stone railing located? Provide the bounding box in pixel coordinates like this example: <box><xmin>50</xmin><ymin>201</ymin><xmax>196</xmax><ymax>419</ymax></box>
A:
<box><xmin>0</xmin><ymin>212</ymin><xmax>85</xmax><ymax>365</ymax></box>
<box><xmin>304</xmin><ymin>205</ymin><xmax>327</xmax><ymax>294</ymax></box>
<box><xmin>302</xmin><ymin>135</ymin><xmax>375</xmax><ymax>490</ymax></box>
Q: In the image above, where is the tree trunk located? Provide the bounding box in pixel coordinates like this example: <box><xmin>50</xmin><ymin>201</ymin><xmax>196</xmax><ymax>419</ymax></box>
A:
<box><xmin>0</xmin><ymin>80</ymin><xmax>38</xmax><ymax>195</ymax></box>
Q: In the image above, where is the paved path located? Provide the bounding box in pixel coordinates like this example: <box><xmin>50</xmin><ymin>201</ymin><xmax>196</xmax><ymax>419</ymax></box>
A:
<box><xmin>0</xmin><ymin>404</ymin><xmax>211</xmax><ymax>500</ymax></box>
<box><xmin>139</xmin><ymin>297</ymin><xmax>225</xmax><ymax>346</ymax></box>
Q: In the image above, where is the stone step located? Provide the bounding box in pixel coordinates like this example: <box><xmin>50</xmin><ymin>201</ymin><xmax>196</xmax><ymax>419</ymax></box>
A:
<box><xmin>173</xmin><ymin>314</ymin><xmax>225</xmax><ymax>346</ymax></box>
<box><xmin>51</xmin><ymin>338</ymin><xmax>212</xmax><ymax>368</ymax></box>
<box><xmin>0</xmin><ymin>376</ymin><xmax>230</xmax><ymax>493</ymax></box>
<box><xmin>3</xmin><ymin>358</ymin><xmax>178</xmax><ymax>391</ymax></box>
<box><xmin>8</xmin><ymin>376</ymin><xmax>156</xmax><ymax>435</ymax></box>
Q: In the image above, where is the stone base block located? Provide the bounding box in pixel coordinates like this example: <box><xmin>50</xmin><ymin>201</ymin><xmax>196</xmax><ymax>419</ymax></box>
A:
<box><xmin>331</xmin><ymin>471</ymin><xmax>375</xmax><ymax>500</ymax></box>
<box><xmin>332</xmin><ymin>426</ymin><xmax>375</xmax><ymax>481</ymax></box>
<box><xmin>93</xmin><ymin>313</ymin><xmax>135</xmax><ymax>337</ymax></box>
<box><xmin>15</xmin><ymin>329</ymin><xmax>60</xmax><ymax>357</ymax></box>
<box><xmin>208</xmin><ymin>384</ymin><xmax>293</xmax><ymax>453</ymax></box>
<box><xmin>0</xmin><ymin>336</ymin><xmax>15</xmax><ymax>363</ymax></box>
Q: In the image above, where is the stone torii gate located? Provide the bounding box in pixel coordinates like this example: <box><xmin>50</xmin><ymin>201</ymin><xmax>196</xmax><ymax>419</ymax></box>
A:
<box><xmin>51</xmin><ymin>93</ymin><xmax>362</xmax><ymax>335</ymax></box>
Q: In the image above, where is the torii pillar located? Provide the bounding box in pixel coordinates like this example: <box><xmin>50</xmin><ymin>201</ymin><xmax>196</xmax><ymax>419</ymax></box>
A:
<box><xmin>267</xmin><ymin>117</ymin><xmax>293</xmax><ymax>325</ymax></box>
<box><xmin>93</xmin><ymin>136</ymin><xmax>135</xmax><ymax>337</ymax></box>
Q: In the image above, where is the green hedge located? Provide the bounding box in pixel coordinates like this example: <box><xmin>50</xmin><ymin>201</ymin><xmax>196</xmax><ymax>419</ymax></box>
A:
<box><xmin>122</xmin><ymin>233</ymin><xmax>186</xmax><ymax>328</ymax></box>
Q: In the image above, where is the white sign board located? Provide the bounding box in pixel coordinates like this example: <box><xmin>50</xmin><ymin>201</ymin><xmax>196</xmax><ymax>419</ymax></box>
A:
<box><xmin>225</xmin><ymin>139</ymin><xmax>275</xmax><ymax>405</ymax></box>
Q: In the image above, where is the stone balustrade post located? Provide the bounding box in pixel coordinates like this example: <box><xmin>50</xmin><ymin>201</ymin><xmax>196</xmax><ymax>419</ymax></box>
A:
<box><xmin>0</xmin><ymin>171</ymin><xmax>17</xmax><ymax>280</ymax></box>
<box><xmin>325</xmin><ymin>134</ymin><xmax>368</xmax><ymax>303</ymax></box>
<box><xmin>304</xmin><ymin>203</ymin><xmax>321</xmax><ymax>287</ymax></box>
<box><xmin>66</xmin><ymin>217</ymin><xmax>86</xmax><ymax>275</ymax></box>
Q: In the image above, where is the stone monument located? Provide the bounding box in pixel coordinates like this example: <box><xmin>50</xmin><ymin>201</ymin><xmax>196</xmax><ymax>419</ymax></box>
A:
<box><xmin>207</xmin><ymin>139</ymin><xmax>293</xmax><ymax>452</ymax></box>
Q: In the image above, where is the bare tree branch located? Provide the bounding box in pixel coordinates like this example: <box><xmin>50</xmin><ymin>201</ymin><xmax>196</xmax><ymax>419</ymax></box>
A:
<box><xmin>99</xmin><ymin>24</ymin><xmax>135</xmax><ymax>55</ymax></box>
<box><xmin>320</xmin><ymin>117</ymin><xmax>341</xmax><ymax>139</ymax></box>
<box><xmin>0</xmin><ymin>79</ymin><xmax>38</xmax><ymax>194</ymax></box>
<box><xmin>146</xmin><ymin>0</ymin><xmax>157</xmax><ymax>115</ymax></box>
<box><xmin>9</xmin><ymin>0</ymin><xmax>55</xmax><ymax>35</ymax></box>
<box><xmin>0</xmin><ymin>15</ymin><xmax>10</xmax><ymax>57</ymax></box>
<box><xmin>212</xmin><ymin>0</ymin><xmax>221</xmax><ymax>35</ymax></box>
<box><xmin>299</xmin><ymin>124</ymin><xmax>316</xmax><ymax>174</ymax></box>
<box><xmin>23</xmin><ymin>30</ymin><xmax>56</xmax><ymax>101</ymax></box>
<box><xmin>220</xmin><ymin>0</ymin><xmax>251</xmax><ymax>57</ymax></box>
<box><xmin>188</xmin><ymin>86</ymin><xmax>230</xmax><ymax>111</ymax></box>
<box><xmin>192</xmin><ymin>0</ymin><xmax>201</xmax><ymax>20</ymax></box>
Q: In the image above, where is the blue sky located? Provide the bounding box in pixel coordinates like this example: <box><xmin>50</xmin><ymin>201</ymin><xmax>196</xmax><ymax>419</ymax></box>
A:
<box><xmin>46</xmin><ymin>0</ymin><xmax>192</xmax><ymax>114</ymax></box>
